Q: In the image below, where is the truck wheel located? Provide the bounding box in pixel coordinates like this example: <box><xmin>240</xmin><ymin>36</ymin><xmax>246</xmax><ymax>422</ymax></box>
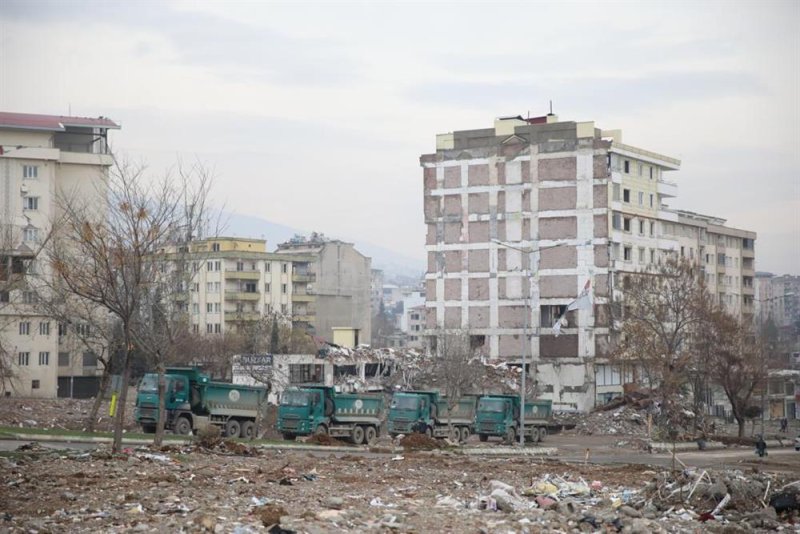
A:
<box><xmin>538</xmin><ymin>427</ymin><xmax>547</xmax><ymax>442</ymax></box>
<box><xmin>174</xmin><ymin>417</ymin><xmax>192</xmax><ymax>436</ymax></box>
<box><xmin>450</xmin><ymin>426</ymin><xmax>460</xmax><ymax>441</ymax></box>
<box><xmin>282</xmin><ymin>433</ymin><xmax>296</xmax><ymax>441</ymax></box>
<box><xmin>241</xmin><ymin>421</ymin><xmax>256</xmax><ymax>440</ymax></box>
<box><xmin>324</xmin><ymin>398</ymin><xmax>335</xmax><ymax>417</ymax></box>
<box><xmin>529</xmin><ymin>427</ymin><xmax>540</xmax><ymax>444</ymax></box>
<box><xmin>506</xmin><ymin>427</ymin><xmax>517</xmax><ymax>445</ymax></box>
<box><xmin>365</xmin><ymin>425</ymin><xmax>377</xmax><ymax>444</ymax></box>
<box><xmin>460</xmin><ymin>427</ymin><xmax>470</xmax><ymax>443</ymax></box>
<box><xmin>141</xmin><ymin>424</ymin><xmax>156</xmax><ymax>434</ymax></box>
<box><xmin>352</xmin><ymin>425</ymin><xmax>365</xmax><ymax>445</ymax></box>
<box><xmin>479</xmin><ymin>433</ymin><xmax>488</xmax><ymax>442</ymax></box>
<box><xmin>225</xmin><ymin>419</ymin><xmax>241</xmax><ymax>439</ymax></box>
<box><xmin>315</xmin><ymin>424</ymin><xmax>328</xmax><ymax>436</ymax></box>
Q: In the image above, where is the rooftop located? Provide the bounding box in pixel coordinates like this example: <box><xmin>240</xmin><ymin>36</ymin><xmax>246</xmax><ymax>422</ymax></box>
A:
<box><xmin>0</xmin><ymin>111</ymin><xmax>120</xmax><ymax>132</ymax></box>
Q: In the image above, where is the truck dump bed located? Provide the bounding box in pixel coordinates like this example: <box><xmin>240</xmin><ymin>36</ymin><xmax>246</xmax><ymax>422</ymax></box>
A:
<box><xmin>436</xmin><ymin>396</ymin><xmax>477</xmax><ymax>425</ymax></box>
<box><xmin>523</xmin><ymin>399</ymin><xmax>553</xmax><ymax>423</ymax></box>
<box><xmin>333</xmin><ymin>393</ymin><xmax>384</xmax><ymax>424</ymax></box>
<box><xmin>203</xmin><ymin>383</ymin><xmax>267</xmax><ymax>417</ymax></box>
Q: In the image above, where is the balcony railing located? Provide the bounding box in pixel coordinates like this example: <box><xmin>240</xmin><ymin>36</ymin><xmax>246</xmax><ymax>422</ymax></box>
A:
<box><xmin>224</xmin><ymin>270</ymin><xmax>261</xmax><ymax>280</ymax></box>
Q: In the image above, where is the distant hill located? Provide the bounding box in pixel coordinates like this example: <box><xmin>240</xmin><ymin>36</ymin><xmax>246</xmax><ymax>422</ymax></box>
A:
<box><xmin>221</xmin><ymin>212</ymin><xmax>425</xmax><ymax>281</ymax></box>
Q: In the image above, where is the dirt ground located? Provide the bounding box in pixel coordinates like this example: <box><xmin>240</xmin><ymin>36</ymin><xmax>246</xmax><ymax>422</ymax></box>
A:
<box><xmin>1</xmin><ymin>441</ymin><xmax>798</xmax><ymax>533</ymax></box>
<box><xmin>0</xmin><ymin>392</ymin><xmax>138</xmax><ymax>432</ymax></box>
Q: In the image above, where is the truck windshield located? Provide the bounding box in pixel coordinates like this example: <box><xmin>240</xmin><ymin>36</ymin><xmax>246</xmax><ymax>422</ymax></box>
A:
<box><xmin>281</xmin><ymin>391</ymin><xmax>310</xmax><ymax>407</ymax></box>
<box><xmin>139</xmin><ymin>375</ymin><xmax>158</xmax><ymax>393</ymax></box>
<box><xmin>478</xmin><ymin>399</ymin><xmax>506</xmax><ymax>413</ymax></box>
<box><xmin>391</xmin><ymin>396</ymin><xmax>419</xmax><ymax>410</ymax></box>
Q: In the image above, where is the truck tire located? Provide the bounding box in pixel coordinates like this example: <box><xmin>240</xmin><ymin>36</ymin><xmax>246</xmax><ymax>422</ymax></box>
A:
<box><xmin>141</xmin><ymin>424</ymin><xmax>156</xmax><ymax>434</ymax></box>
<box><xmin>460</xmin><ymin>427</ymin><xmax>470</xmax><ymax>443</ymax></box>
<box><xmin>529</xmin><ymin>427</ymin><xmax>540</xmax><ymax>443</ymax></box>
<box><xmin>241</xmin><ymin>421</ymin><xmax>256</xmax><ymax>440</ymax></box>
<box><xmin>225</xmin><ymin>419</ymin><xmax>241</xmax><ymax>439</ymax></box>
<box><xmin>538</xmin><ymin>427</ymin><xmax>547</xmax><ymax>442</ymax></box>
<box><xmin>174</xmin><ymin>416</ymin><xmax>192</xmax><ymax>436</ymax></box>
<box><xmin>352</xmin><ymin>425</ymin><xmax>365</xmax><ymax>445</ymax></box>
<box><xmin>506</xmin><ymin>427</ymin><xmax>517</xmax><ymax>445</ymax></box>
<box><xmin>365</xmin><ymin>425</ymin><xmax>377</xmax><ymax>444</ymax></box>
<box><xmin>479</xmin><ymin>433</ymin><xmax>488</xmax><ymax>442</ymax></box>
<box><xmin>315</xmin><ymin>424</ymin><xmax>328</xmax><ymax>435</ymax></box>
<box><xmin>450</xmin><ymin>426</ymin><xmax>460</xmax><ymax>441</ymax></box>
<box><xmin>324</xmin><ymin>398</ymin><xmax>335</xmax><ymax>417</ymax></box>
<box><xmin>282</xmin><ymin>433</ymin><xmax>296</xmax><ymax>441</ymax></box>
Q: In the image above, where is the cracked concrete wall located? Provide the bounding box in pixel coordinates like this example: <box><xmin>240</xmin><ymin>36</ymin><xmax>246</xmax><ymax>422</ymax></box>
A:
<box><xmin>469</xmin><ymin>306</ymin><xmax>490</xmax><ymax>327</ymax></box>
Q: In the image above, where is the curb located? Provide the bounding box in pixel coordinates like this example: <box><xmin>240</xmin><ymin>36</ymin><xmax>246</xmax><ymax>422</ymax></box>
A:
<box><xmin>649</xmin><ymin>439</ymin><xmax>793</xmax><ymax>453</ymax></box>
<box><xmin>3</xmin><ymin>433</ymin><xmax>191</xmax><ymax>446</ymax></box>
<box><xmin>461</xmin><ymin>446</ymin><xmax>558</xmax><ymax>456</ymax></box>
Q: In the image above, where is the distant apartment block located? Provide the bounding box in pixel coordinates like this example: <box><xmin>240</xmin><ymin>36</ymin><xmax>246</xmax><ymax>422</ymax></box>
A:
<box><xmin>406</xmin><ymin>305</ymin><xmax>426</xmax><ymax>349</ymax></box>
<box><xmin>0</xmin><ymin>111</ymin><xmax>119</xmax><ymax>397</ymax></box>
<box><xmin>421</xmin><ymin>114</ymin><xmax>756</xmax><ymax>411</ymax></box>
<box><xmin>276</xmin><ymin>233</ymin><xmax>371</xmax><ymax>344</ymax></box>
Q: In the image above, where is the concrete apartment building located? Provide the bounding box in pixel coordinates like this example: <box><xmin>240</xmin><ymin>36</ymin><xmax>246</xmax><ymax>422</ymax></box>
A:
<box><xmin>0</xmin><ymin>111</ymin><xmax>118</xmax><ymax>397</ymax></box>
<box><xmin>276</xmin><ymin>233</ymin><xmax>371</xmax><ymax>345</ymax></box>
<box><xmin>179</xmin><ymin>237</ymin><xmax>314</xmax><ymax>336</ymax></box>
<box><xmin>421</xmin><ymin>114</ymin><xmax>757</xmax><ymax>412</ymax></box>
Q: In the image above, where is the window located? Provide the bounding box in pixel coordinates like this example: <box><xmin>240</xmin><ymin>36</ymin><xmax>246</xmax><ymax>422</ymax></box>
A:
<box><xmin>58</xmin><ymin>352</ymin><xmax>70</xmax><ymax>366</ymax></box>
<box><xmin>540</xmin><ymin>305</ymin><xmax>567</xmax><ymax>327</ymax></box>
<box><xmin>211</xmin><ymin>243</ymin><xmax>220</xmax><ymax>252</ymax></box>
<box><xmin>192</xmin><ymin>324</ymin><xmax>199</xmax><ymax>333</ymax></box>
<box><xmin>22</xmin><ymin>291</ymin><xmax>36</xmax><ymax>304</ymax></box>
<box><xmin>206</xmin><ymin>324</ymin><xmax>213</xmax><ymax>333</ymax></box>
<box><xmin>58</xmin><ymin>323</ymin><xmax>67</xmax><ymax>336</ymax></box>
<box><xmin>82</xmin><ymin>352</ymin><xmax>98</xmax><ymax>367</ymax></box>
<box><xmin>638</xmin><ymin>163</ymin><xmax>643</xmax><ymax>175</ymax></box>
<box><xmin>192</xmin><ymin>262</ymin><xmax>199</xmax><ymax>273</ymax></box>
<box><xmin>207</xmin><ymin>282</ymin><xmax>215</xmax><ymax>292</ymax></box>
<box><xmin>281</xmin><ymin>283</ymin><xmax>287</xmax><ymax>294</ymax></box>
<box><xmin>244</xmin><ymin>282</ymin><xmax>257</xmax><ymax>293</ymax></box>
<box><xmin>18</xmin><ymin>352</ymin><xmax>30</xmax><ymax>365</ymax></box>
<box><xmin>38</xmin><ymin>352</ymin><xmax>49</xmax><ymax>365</ymax></box>
<box><xmin>23</xmin><ymin>197</ymin><xmax>39</xmax><ymax>210</ymax></box>
<box><xmin>623</xmin><ymin>217</ymin><xmax>631</xmax><ymax>232</ymax></box>
<box><xmin>207</xmin><ymin>303</ymin><xmax>213</xmax><ymax>313</ymax></box>
<box><xmin>0</xmin><ymin>291</ymin><xmax>8</xmax><ymax>303</ymax></box>
<box><xmin>649</xmin><ymin>194</ymin><xmax>654</xmax><ymax>208</ymax></box>
<box><xmin>680</xmin><ymin>246</ymin><xmax>685</xmax><ymax>257</ymax></box>
<box><xmin>19</xmin><ymin>321</ymin><xmax>30</xmax><ymax>335</ymax></box>
<box><xmin>650</xmin><ymin>249</ymin><xmax>655</xmax><ymax>264</ymax></box>
<box><xmin>638</xmin><ymin>192</ymin><xmax>643</xmax><ymax>206</ymax></box>
<box><xmin>265</xmin><ymin>283</ymin><xmax>271</xmax><ymax>293</ymax></box>
<box><xmin>612</xmin><ymin>213</ymin><xmax>622</xmax><ymax>230</ymax></box>
<box><xmin>214</xmin><ymin>303</ymin><xmax>221</xmax><ymax>312</ymax></box>
<box><xmin>638</xmin><ymin>247</ymin><xmax>646</xmax><ymax>264</ymax></box>
<box><xmin>623</xmin><ymin>246</ymin><xmax>632</xmax><ymax>261</ymax></box>
<box><xmin>214</xmin><ymin>323</ymin><xmax>221</xmax><ymax>333</ymax></box>
<box><xmin>624</xmin><ymin>160</ymin><xmax>630</xmax><ymax>173</ymax></box>
<box><xmin>76</xmin><ymin>323</ymin><xmax>90</xmax><ymax>337</ymax></box>
<box><xmin>32</xmin><ymin>380</ymin><xmax>40</xmax><ymax>389</ymax></box>
<box><xmin>282</xmin><ymin>263</ymin><xmax>288</xmax><ymax>274</ymax></box>
<box><xmin>23</xmin><ymin>165</ymin><xmax>38</xmax><ymax>179</ymax></box>
<box><xmin>288</xmin><ymin>363</ymin><xmax>324</xmax><ymax>384</ymax></box>
<box><xmin>623</xmin><ymin>189</ymin><xmax>631</xmax><ymax>203</ymax></box>
<box><xmin>649</xmin><ymin>222</ymin><xmax>655</xmax><ymax>236</ymax></box>
<box><xmin>265</xmin><ymin>263</ymin><xmax>271</xmax><ymax>273</ymax></box>
<box><xmin>281</xmin><ymin>303</ymin><xmax>288</xmax><ymax>314</ymax></box>
<box><xmin>649</xmin><ymin>167</ymin><xmax>654</xmax><ymax>179</ymax></box>
<box><xmin>39</xmin><ymin>321</ymin><xmax>50</xmax><ymax>335</ymax></box>
<box><xmin>236</xmin><ymin>261</ymin><xmax>244</xmax><ymax>272</ymax></box>
<box><xmin>192</xmin><ymin>303</ymin><xmax>199</xmax><ymax>314</ymax></box>
<box><xmin>192</xmin><ymin>283</ymin><xmax>199</xmax><ymax>292</ymax></box>
<box><xmin>23</xmin><ymin>227</ymin><xmax>38</xmax><ymax>242</ymax></box>
<box><xmin>638</xmin><ymin>220</ymin><xmax>645</xmax><ymax>235</ymax></box>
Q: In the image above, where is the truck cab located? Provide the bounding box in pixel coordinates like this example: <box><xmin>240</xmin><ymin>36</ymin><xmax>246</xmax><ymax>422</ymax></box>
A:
<box><xmin>276</xmin><ymin>386</ymin><xmax>332</xmax><ymax>439</ymax></box>
<box><xmin>134</xmin><ymin>369</ymin><xmax>203</xmax><ymax>433</ymax></box>
<box><xmin>475</xmin><ymin>395</ymin><xmax>518</xmax><ymax>443</ymax></box>
<box><xmin>388</xmin><ymin>391</ymin><xmax>438</xmax><ymax>436</ymax></box>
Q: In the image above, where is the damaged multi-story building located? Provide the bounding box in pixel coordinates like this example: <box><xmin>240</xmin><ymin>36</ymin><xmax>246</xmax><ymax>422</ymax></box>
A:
<box><xmin>420</xmin><ymin>114</ymin><xmax>756</xmax><ymax>412</ymax></box>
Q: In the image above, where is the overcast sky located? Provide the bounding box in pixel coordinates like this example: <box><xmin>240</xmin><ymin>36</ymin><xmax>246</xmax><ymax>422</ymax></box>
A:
<box><xmin>1</xmin><ymin>0</ymin><xmax>798</xmax><ymax>274</ymax></box>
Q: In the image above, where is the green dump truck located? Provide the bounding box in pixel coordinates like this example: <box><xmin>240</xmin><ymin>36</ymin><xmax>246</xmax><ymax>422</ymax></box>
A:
<box><xmin>134</xmin><ymin>367</ymin><xmax>268</xmax><ymax>438</ymax></box>
<box><xmin>276</xmin><ymin>385</ymin><xmax>384</xmax><ymax>444</ymax></box>
<box><xmin>475</xmin><ymin>394</ymin><xmax>553</xmax><ymax>444</ymax></box>
<box><xmin>387</xmin><ymin>391</ymin><xmax>478</xmax><ymax>442</ymax></box>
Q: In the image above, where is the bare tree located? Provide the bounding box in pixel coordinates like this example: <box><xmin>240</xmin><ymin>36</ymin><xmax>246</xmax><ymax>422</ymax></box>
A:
<box><xmin>49</xmin><ymin>157</ymin><xmax>213</xmax><ymax>452</ymax></box>
<box><xmin>611</xmin><ymin>257</ymin><xmax>706</xmax><ymax>435</ymax></box>
<box><xmin>704</xmin><ymin>308</ymin><xmax>767</xmax><ymax>438</ymax></box>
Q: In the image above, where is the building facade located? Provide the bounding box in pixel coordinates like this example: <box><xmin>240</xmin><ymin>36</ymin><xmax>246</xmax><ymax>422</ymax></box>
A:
<box><xmin>0</xmin><ymin>111</ymin><xmax>118</xmax><ymax>397</ymax></box>
<box><xmin>421</xmin><ymin>114</ymin><xmax>757</xmax><ymax>412</ymax></box>
<box><xmin>277</xmin><ymin>233</ymin><xmax>372</xmax><ymax>344</ymax></box>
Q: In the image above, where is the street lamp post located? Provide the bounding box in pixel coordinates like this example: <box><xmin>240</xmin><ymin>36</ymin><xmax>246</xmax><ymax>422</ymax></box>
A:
<box><xmin>491</xmin><ymin>238</ymin><xmax>590</xmax><ymax>446</ymax></box>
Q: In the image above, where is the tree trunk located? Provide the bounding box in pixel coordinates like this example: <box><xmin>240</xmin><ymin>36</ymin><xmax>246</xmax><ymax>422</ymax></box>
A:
<box><xmin>154</xmin><ymin>362</ymin><xmax>166</xmax><ymax>447</ymax></box>
<box><xmin>112</xmin><ymin>344</ymin><xmax>132</xmax><ymax>453</ymax></box>
<box><xmin>86</xmin><ymin>364</ymin><xmax>110</xmax><ymax>432</ymax></box>
<box><xmin>737</xmin><ymin>418</ymin><xmax>745</xmax><ymax>438</ymax></box>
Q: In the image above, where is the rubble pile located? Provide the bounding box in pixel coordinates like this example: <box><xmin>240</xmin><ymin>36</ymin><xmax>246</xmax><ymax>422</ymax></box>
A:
<box><xmin>0</xmin><ymin>393</ymin><xmax>137</xmax><ymax>432</ymax></box>
<box><xmin>2</xmin><ymin>441</ymin><xmax>796</xmax><ymax>533</ymax></box>
<box><xmin>399</xmin><ymin>433</ymin><xmax>442</xmax><ymax>450</ymax></box>
<box><xmin>556</xmin><ymin>406</ymin><xmax>651</xmax><ymax>437</ymax></box>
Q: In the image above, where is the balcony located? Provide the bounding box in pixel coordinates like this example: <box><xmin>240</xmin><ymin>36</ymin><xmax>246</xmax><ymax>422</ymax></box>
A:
<box><xmin>224</xmin><ymin>311</ymin><xmax>261</xmax><ymax>322</ymax></box>
<box><xmin>224</xmin><ymin>270</ymin><xmax>260</xmax><ymax>281</ymax></box>
<box><xmin>292</xmin><ymin>293</ymin><xmax>315</xmax><ymax>302</ymax></box>
<box><xmin>742</xmin><ymin>285</ymin><xmax>755</xmax><ymax>296</ymax></box>
<box><xmin>292</xmin><ymin>314</ymin><xmax>315</xmax><ymax>323</ymax></box>
<box><xmin>742</xmin><ymin>247</ymin><xmax>755</xmax><ymax>259</ymax></box>
<box><xmin>657</xmin><ymin>180</ymin><xmax>678</xmax><ymax>198</ymax></box>
<box><xmin>292</xmin><ymin>273</ymin><xmax>316</xmax><ymax>283</ymax></box>
<box><xmin>225</xmin><ymin>290</ymin><xmax>260</xmax><ymax>301</ymax></box>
